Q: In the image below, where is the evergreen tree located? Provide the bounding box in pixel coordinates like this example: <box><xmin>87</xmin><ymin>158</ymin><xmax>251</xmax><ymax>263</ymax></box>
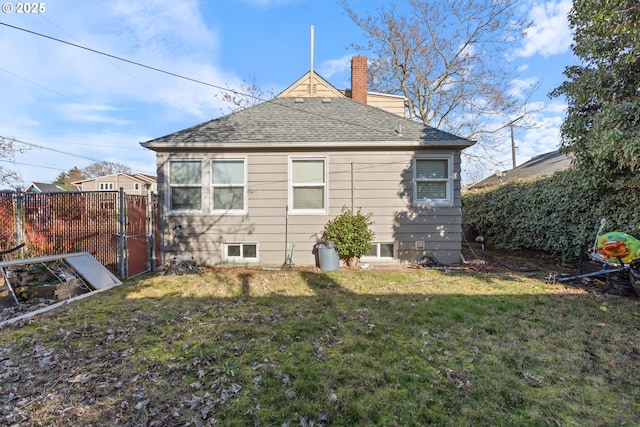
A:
<box><xmin>551</xmin><ymin>0</ymin><xmax>640</xmax><ymax>186</ymax></box>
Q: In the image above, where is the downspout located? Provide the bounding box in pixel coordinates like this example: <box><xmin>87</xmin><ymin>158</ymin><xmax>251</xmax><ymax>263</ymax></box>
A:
<box><xmin>351</xmin><ymin>162</ymin><xmax>354</xmax><ymax>212</ymax></box>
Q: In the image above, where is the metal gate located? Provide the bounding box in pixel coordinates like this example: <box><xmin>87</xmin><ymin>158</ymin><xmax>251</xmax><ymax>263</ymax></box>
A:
<box><xmin>122</xmin><ymin>194</ymin><xmax>151</xmax><ymax>278</ymax></box>
<box><xmin>0</xmin><ymin>190</ymin><xmax>157</xmax><ymax>279</ymax></box>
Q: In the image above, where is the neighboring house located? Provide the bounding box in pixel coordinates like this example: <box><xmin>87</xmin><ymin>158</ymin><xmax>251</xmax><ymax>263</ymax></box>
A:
<box><xmin>142</xmin><ymin>56</ymin><xmax>474</xmax><ymax>267</ymax></box>
<box><xmin>469</xmin><ymin>150</ymin><xmax>572</xmax><ymax>189</ymax></box>
<box><xmin>24</xmin><ymin>182</ymin><xmax>66</xmax><ymax>193</ymax></box>
<box><xmin>72</xmin><ymin>173</ymin><xmax>157</xmax><ymax>196</ymax></box>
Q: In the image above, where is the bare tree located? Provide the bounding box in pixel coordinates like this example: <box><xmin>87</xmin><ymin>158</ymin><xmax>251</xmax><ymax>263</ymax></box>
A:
<box><xmin>216</xmin><ymin>75</ymin><xmax>275</xmax><ymax>114</ymax></box>
<box><xmin>0</xmin><ymin>137</ymin><xmax>25</xmax><ymax>187</ymax></box>
<box><xmin>53</xmin><ymin>161</ymin><xmax>133</xmax><ymax>190</ymax></box>
<box><xmin>80</xmin><ymin>160</ymin><xmax>132</xmax><ymax>178</ymax></box>
<box><xmin>344</xmin><ymin>0</ymin><xmax>536</xmax><ymax>179</ymax></box>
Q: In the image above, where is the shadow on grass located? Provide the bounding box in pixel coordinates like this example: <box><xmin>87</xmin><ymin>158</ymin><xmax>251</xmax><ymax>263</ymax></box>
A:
<box><xmin>1</xmin><ymin>267</ymin><xmax>638</xmax><ymax>427</ymax></box>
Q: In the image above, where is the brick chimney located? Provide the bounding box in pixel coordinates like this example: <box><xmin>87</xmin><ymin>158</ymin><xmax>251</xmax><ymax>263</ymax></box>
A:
<box><xmin>351</xmin><ymin>56</ymin><xmax>367</xmax><ymax>104</ymax></box>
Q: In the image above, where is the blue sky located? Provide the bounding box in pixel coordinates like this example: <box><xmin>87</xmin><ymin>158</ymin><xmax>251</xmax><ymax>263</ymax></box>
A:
<box><xmin>0</xmin><ymin>0</ymin><xmax>575</xmax><ymax>186</ymax></box>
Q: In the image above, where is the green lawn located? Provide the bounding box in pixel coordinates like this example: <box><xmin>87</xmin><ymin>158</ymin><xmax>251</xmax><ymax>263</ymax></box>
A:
<box><xmin>1</xmin><ymin>267</ymin><xmax>639</xmax><ymax>426</ymax></box>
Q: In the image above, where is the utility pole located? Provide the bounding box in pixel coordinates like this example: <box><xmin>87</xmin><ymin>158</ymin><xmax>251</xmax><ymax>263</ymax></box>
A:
<box><xmin>506</xmin><ymin>115</ymin><xmax>524</xmax><ymax>169</ymax></box>
<box><xmin>509</xmin><ymin>123</ymin><xmax>516</xmax><ymax>169</ymax></box>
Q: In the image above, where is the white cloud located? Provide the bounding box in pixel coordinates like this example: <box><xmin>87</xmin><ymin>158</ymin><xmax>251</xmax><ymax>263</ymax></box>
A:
<box><xmin>57</xmin><ymin>103</ymin><xmax>131</xmax><ymax>125</ymax></box>
<box><xmin>510</xmin><ymin>77</ymin><xmax>540</xmax><ymax>99</ymax></box>
<box><xmin>110</xmin><ymin>0</ymin><xmax>218</xmax><ymax>57</ymax></box>
<box><xmin>317</xmin><ymin>55</ymin><xmax>352</xmax><ymax>79</ymax></box>
<box><xmin>516</xmin><ymin>0</ymin><xmax>572</xmax><ymax>58</ymax></box>
<box><xmin>0</xmin><ymin>1</ymin><xmax>242</xmax><ymax>186</ymax></box>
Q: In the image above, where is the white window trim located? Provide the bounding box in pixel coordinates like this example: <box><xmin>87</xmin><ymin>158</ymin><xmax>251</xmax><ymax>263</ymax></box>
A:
<box><xmin>362</xmin><ymin>242</ymin><xmax>396</xmax><ymax>260</ymax></box>
<box><xmin>168</xmin><ymin>159</ymin><xmax>203</xmax><ymax>213</ymax></box>
<box><xmin>211</xmin><ymin>158</ymin><xmax>247</xmax><ymax>215</ymax></box>
<box><xmin>288</xmin><ymin>157</ymin><xmax>328</xmax><ymax>215</ymax></box>
<box><xmin>223</xmin><ymin>242</ymin><xmax>259</xmax><ymax>262</ymax></box>
<box><xmin>413</xmin><ymin>155</ymin><xmax>454</xmax><ymax>206</ymax></box>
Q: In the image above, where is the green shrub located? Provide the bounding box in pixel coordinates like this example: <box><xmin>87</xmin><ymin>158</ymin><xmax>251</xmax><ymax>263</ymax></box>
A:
<box><xmin>322</xmin><ymin>208</ymin><xmax>374</xmax><ymax>263</ymax></box>
<box><xmin>462</xmin><ymin>169</ymin><xmax>640</xmax><ymax>258</ymax></box>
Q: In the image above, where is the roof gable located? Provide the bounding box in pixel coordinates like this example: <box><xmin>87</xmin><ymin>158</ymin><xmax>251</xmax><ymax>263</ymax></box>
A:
<box><xmin>278</xmin><ymin>71</ymin><xmax>345</xmax><ymax>99</ymax></box>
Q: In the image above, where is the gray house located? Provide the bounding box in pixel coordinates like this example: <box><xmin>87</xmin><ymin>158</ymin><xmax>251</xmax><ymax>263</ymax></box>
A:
<box><xmin>142</xmin><ymin>57</ymin><xmax>474</xmax><ymax>267</ymax></box>
<box><xmin>24</xmin><ymin>182</ymin><xmax>66</xmax><ymax>193</ymax></box>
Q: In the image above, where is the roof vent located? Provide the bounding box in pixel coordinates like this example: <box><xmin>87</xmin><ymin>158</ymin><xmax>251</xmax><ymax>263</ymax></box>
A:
<box><xmin>322</xmin><ymin>98</ymin><xmax>332</xmax><ymax>103</ymax></box>
<box><xmin>295</xmin><ymin>98</ymin><xmax>304</xmax><ymax>103</ymax></box>
<box><xmin>395</xmin><ymin>124</ymin><xmax>403</xmax><ymax>137</ymax></box>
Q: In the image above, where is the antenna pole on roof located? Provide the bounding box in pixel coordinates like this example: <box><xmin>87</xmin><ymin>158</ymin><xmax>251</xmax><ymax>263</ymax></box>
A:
<box><xmin>310</xmin><ymin>25</ymin><xmax>314</xmax><ymax>96</ymax></box>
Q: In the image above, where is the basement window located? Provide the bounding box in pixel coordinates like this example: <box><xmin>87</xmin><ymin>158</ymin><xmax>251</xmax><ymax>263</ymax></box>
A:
<box><xmin>364</xmin><ymin>242</ymin><xmax>395</xmax><ymax>259</ymax></box>
<box><xmin>225</xmin><ymin>243</ymin><xmax>258</xmax><ymax>262</ymax></box>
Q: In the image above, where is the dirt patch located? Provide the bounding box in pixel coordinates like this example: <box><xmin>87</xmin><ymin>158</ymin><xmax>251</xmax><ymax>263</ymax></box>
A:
<box><xmin>460</xmin><ymin>246</ymin><xmax>575</xmax><ymax>274</ymax></box>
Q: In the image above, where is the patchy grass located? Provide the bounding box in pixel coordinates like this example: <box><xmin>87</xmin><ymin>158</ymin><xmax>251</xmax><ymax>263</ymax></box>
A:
<box><xmin>1</xmin><ymin>267</ymin><xmax>639</xmax><ymax>426</ymax></box>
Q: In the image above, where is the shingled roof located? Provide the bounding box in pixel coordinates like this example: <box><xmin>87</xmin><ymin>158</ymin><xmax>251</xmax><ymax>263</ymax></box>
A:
<box><xmin>141</xmin><ymin>97</ymin><xmax>472</xmax><ymax>151</ymax></box>
<box><xmin>469</xmin><ymin>150</ymin><xmax>572</xmax><ymax>189</ymax></box>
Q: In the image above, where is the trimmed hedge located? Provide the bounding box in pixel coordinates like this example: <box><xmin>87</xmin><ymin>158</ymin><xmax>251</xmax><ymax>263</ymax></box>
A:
<box><xmin>462</xmin><ymin>169</ymin><xmax>640</xmax><ymax>258</ymax></box>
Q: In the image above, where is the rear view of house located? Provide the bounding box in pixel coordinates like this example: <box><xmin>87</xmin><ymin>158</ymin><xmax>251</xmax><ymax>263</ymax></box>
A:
<box><xmin>142</xmin><ymin>57</ymin><xmax>474</xmax><ymax>267</ymax></box>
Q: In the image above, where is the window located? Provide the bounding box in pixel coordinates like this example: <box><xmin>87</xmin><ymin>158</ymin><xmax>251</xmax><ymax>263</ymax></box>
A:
<box><xmin>212</xmin><ymin>159</ymin><xmax>245</xmax><ymax>212</ymax></box>
<box><xmin>414</xmin><ymin>157</ymin><xmax>453</xmax><ymax>205</ymax></box>
<box><xmin>99</xmin><ymin>182</ymin><xmax>114</xmax><ymax>191</ymax></box>
<box><xmin>290</xmin><ymin>158</ymin><xmax>326</xmax><ymax>213</ymax></box>
<box><xmin>169</xmin><ymin>160</ymin><xmax>202</xmax><ymax>211</ymax></box>
<box><xmin>365</xmin><ymin>243</ymin><xmax>395</xmax><ymax>259</ymax></box>
<box><xmin>134</xmin><ymin>183</ymin><xmax>140</xmax><ymax>190</ymax></box>
<box><xmin>225</xmin><ymin>243</ymin><xmax>258</xmax><ymax>261</ymax></box>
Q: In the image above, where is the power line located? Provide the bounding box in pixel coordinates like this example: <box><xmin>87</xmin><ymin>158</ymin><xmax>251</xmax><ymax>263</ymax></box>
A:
<box><xmin>1</xmin><ymin>136</ymin><xmax>104</xmax><ymax>163</ymax></box>
<box><xmin>0</xmin><ymin>21</ymin><xmax>258</xmax><ymax>101</ymax></box>
<box><xmin>35</xmin><ymin>14</ymin><xmax>203</xmax><ymax>113</ymax></box>
<box><xmin>9</xmin><ymin>135</ymin><xmax>148</xmax><ymax>152</ymax></box>
<box><xmin>0</xmin><ymin>22</ymin><xmax>408</xmax><ymax>143</ymax></box>
<box><xmin>0</xmin><ymin>136</ymin><xmax>154</xmax><ymax>177</ymax></box>
<box><xmin>0</xmin><ymin>66</ymin><xmax>84</xmax><ymax>104</ymax></box>
<box><xmin>0</xmin><ymin>159</ymin><xmax>66</xmax><ymax>171</ymax></box>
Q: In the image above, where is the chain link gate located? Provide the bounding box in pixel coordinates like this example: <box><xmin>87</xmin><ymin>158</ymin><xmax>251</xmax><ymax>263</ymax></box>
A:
<box><xmin>0</xmin><ymin>189</ymin><xmax>158</xmax><ymax>279</ymax></box>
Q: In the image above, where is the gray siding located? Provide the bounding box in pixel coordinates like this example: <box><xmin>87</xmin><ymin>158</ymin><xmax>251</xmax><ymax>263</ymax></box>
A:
<box><xmin>158</xmin><ymin>148</ymin><xmax>464</xmax><ymax>267</ymax></box>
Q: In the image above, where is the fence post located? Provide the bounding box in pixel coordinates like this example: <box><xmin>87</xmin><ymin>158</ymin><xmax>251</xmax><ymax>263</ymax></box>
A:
<box><xmin>148</xmin><ymin>191</ymin><xmax>156</xmax><ymax>271</ymax></box>
<box><xmin>118</xmin><ymin>188</ymin><xmax>127</xmax><ymax>279</ymax></box>
<box><xmin>14</xmin><ymin>188</ymin><xmax>24</xmax><ymax>246</ymax></box>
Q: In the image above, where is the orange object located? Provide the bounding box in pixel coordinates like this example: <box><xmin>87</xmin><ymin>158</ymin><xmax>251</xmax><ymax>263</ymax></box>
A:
<box><xmin>599</xmin><ymin>241</ymin><xmax>630</xmax><ymax>259</ymax></box>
